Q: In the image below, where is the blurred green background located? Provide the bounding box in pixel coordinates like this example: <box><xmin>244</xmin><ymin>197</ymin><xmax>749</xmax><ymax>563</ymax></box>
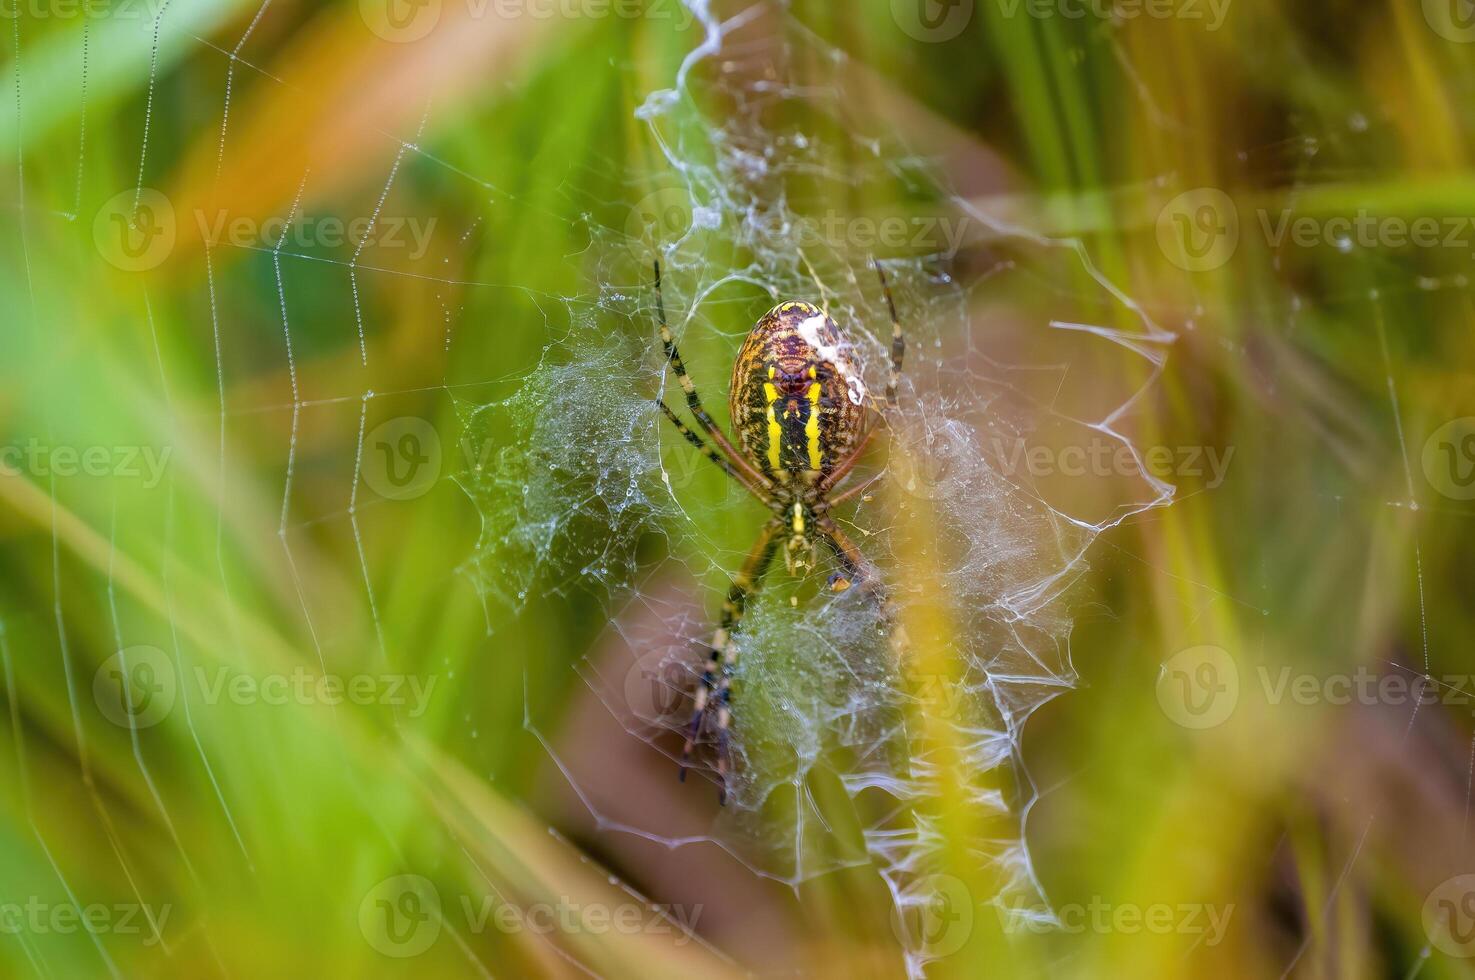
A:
<box><xmin>1</xmin><ymin>0</ymin><xmax>1474</xmax><ymax>976</ymax></box>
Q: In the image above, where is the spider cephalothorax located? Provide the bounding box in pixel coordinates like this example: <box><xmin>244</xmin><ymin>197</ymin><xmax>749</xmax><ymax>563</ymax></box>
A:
<box><xmin>653</xmin><ymin>262</ymin><xmax>906</xmax><ymax>803</ymax></box>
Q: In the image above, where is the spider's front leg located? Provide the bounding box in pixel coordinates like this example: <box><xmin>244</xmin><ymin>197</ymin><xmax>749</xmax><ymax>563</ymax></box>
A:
<box><xmin>875</xmin><ymin>260</ymin><xmax>905</xmax><ymax>411</ymax></box>
<box><xmin>679</xmin><ymin>519</ymin><xmax>781</xmax><ymax>804</ymax></box>
<box><xmin>651</xmin><ymin>261</ymin><xmax>773</xmax><ymax>494</ymax></box>
<box><xmin>808</xmin><ymin>262</ymin><xmax>908</xmax><ymax>503</ymax></box>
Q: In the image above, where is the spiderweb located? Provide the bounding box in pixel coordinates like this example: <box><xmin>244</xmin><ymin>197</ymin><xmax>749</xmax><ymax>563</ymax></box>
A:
<box><xmin>456</xmin><ymin>4</ymin><xmax>1172</xmax><ymax>972</ymax></box>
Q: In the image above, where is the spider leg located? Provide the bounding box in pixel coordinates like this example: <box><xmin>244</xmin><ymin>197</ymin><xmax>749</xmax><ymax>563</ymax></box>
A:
<box><xmin>818</xmin><ymin>472</ymin><xmax>884</xmax><ymax>512</ymax></box>
<box><xmin>656</xmin><ymin>400</ymin><xmax>774</xmax><ymax>503</ymax></box>
<box><xmin>680</xmin><ymin>518</ymin><xmax>781</xmax><ymax>804</ymax></box>
<box><xmin>874</xmin><ymin>260</ymin><xmax>906</xmax><ymax>410</ymax></box>
<box><xmin>810</xmin><ymin>263</ymin><xmax>906</xmax><ymax>496</ymax></box>
<box><xmin>652</xmin><ymin>261</ymin><xmax>774</xmax><ymax>494</ymax></box>
<box><xmin>816</xmin><ymin>516</ymin><xmax>910</xmax><ymax>662</ymax></box>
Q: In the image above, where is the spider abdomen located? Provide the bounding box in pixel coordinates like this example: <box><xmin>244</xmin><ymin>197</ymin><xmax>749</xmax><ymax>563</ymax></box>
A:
<box><xmin>729</xmin><ymin>302</ymin><xmax>866</xmax><ymax>484</ymax></box>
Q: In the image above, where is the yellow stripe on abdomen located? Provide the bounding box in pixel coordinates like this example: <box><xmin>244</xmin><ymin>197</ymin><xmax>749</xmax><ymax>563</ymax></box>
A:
<box><xmin>804</xmin><ymin>382</ymin><xmax>822</xmax><ymax>470</ymax></box>
<box><xmin>763</xmin><ymin>380</ymin><xmax>782</xmax><ymax>474</ymax></box>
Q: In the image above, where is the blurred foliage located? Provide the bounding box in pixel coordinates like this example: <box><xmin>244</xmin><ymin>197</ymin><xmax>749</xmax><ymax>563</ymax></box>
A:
<box><xmin>0</xmin><ymin>0</ymin><xmax>1473</xmax><ymax>977</ymax></box>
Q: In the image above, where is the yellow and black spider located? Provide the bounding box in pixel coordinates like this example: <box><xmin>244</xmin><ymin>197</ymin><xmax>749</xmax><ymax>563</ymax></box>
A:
<box><xmin>653</xmin><ymin>260</ymin><xmax>906</xmax><ymax>804</ymax></box>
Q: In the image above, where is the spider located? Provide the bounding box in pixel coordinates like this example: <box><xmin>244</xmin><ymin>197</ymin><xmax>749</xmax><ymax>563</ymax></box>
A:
<box><xmin>652</xmin><ymin>260</ymin><xmax>907</xmax><ymax>804</ymax></box>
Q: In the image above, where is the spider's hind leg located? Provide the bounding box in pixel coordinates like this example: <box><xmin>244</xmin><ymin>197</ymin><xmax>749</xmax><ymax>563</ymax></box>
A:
<box><xmin>679</xmin><ymin>520</ymin><xmax>781</xmax><ymax>804</ymax></box>
<box><xmin>817</xmin><ymin>516</ymin><xmax>910</xmax><ymax>663</ymax></box>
